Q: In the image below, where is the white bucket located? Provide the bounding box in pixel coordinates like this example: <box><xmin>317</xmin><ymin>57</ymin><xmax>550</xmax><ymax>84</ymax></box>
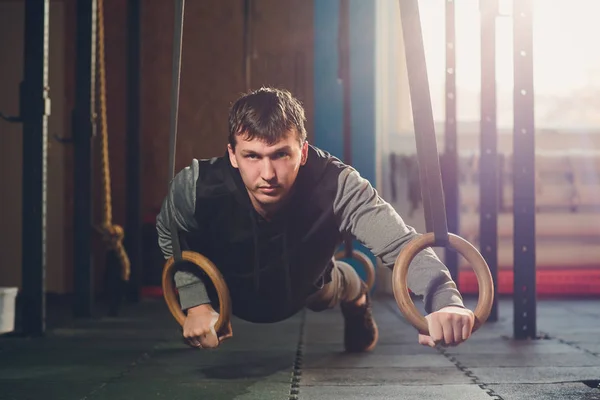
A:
<box><xmin>0</xmin><ymin>287</ymin><xmax>18</xmax><ymax>334</ymax></box>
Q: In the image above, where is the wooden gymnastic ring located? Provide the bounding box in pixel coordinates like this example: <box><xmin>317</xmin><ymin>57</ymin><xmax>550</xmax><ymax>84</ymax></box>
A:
<box><xmin>162</xmin><ymin>251</ymin><xmax>232</xmax><ymax>334</ymax></box>
<box><xmin>335</xmin><ymin>249</ymin><xmax>376</xmax><ymax>291</ymax></box>
<box><xmin>392</xmin><ymin>232</ymin><xmax>494</xmax><ymax>335</ymax></box>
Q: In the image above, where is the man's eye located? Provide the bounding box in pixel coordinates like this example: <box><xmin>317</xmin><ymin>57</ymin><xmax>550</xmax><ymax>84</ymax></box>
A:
<box><xmin>275</xmin><ymin>152</ymin><xmax>288</xmax><ymax>159</ymax></box>
<box><xmin>245</xmin><ymin>154</ymin><xmax>258</xmax><ymax>159</ymax></box>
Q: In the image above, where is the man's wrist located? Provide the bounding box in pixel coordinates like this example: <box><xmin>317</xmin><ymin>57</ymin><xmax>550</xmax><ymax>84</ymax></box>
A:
<box><xmin>187</xmin><ymin>303</ymin><xmax>214</xmax><ymax>315</ymax></box>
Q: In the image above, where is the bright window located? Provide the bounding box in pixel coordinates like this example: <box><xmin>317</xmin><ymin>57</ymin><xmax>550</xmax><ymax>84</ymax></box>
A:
<box><xmin>418</xmin><ymin>0</ymin><xmax>600</xmax><ymax>131</ymax></box>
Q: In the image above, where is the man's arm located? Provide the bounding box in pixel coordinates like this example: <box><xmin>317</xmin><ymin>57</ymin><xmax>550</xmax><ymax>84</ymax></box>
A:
<box><xmin>332</xmin><ymin>166</ymin><xmax>464</xmax><ymax>314</ymax></box>
<box><xmin>156</xmin><ymin>159</ymin><xmax>211</xmax><ymax>310</ymax></box>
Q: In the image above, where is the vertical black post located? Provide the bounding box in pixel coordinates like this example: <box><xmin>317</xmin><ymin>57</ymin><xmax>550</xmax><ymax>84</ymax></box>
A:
<box><xmin>443</xmin><ymin>0</ymin><xmax>459</xmax><ymax>284</ymax></box>
<box><xmin>73</xmin><ymin>0</ymin><xmax>96</xmax><ymax>318</ymax></box>
<box><xmin>21</xmin><ymin>0</ymin><xmax>50</xmax><ymax>336</ymax></box>
<box><xmin>479</xmin><ymin>0</ymin><xmax>499</xmax><ymax>322</ymax></box>
<box><xmin>513</xmin><ymin>0</ymin><xmax>536</xmax><ymax>339</ymax></box>
<box><xmin>125</xmin><ymin>0</ymin><xmax>142</xmax><ymax>303</ymax></box>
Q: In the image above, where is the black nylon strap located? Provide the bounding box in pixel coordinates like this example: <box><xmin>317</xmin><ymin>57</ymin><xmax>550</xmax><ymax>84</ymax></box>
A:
<box><xmin>338</xmin><ymin>0</ymin><xmax>354</xmax><ymax>257</ymax></box>
<box><xmin>168</xmin><ymin>0</ymin><xmax>186</xmax><ymax>262</ymax></box>
<box><xmin>398</xmin><ymin>0</ymin><xmax>449</xmax><ymax>246</ymax></box>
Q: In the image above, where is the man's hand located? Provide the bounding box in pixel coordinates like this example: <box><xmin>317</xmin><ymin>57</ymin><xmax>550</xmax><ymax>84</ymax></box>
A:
<box><xmin>183</xmin><ymin>304</ymin><xmax>233</xmax><ymax>349</ymax></box>
<box><xmin>418</xmin><ymin>306</ymin><xmax>474</xmax><ymax>348</ymax></box>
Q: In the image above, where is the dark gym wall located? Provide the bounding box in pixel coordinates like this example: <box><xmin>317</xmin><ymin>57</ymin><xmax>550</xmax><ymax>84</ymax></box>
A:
<box><xmin>60</xmin><ymin>0</ymin><xmax>314</xmax><ymax>293</ymax></box>
<box><xmin>0</xmin><ymin>0</ymin><xmax>314</xmax><ymax>294</ymax></box>
<box><xmin>140</xmin><ymin>0</ymin><xmax>245</xmax><ymax>214</ymax></box>
<box><xmin>60</xmin><ymin>0</ymin><xmax>129</xmax><ymax>292</ymax></box>
<box><xmin>141</xmin><ymin>0</ymin><xmax>314</xmax><ymax>216</ymax></box>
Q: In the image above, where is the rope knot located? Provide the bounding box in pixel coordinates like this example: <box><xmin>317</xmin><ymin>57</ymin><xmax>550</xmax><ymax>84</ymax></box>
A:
<box><xmin>101</xmin><ymin>224</ymin><xmax>125</xmax><ymax>250</ymax></box>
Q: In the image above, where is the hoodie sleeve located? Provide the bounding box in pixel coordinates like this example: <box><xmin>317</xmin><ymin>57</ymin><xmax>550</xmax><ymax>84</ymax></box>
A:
<box><xmin>332</xmin><ymin>166</ymin><xmax>464</xmax><ymax>314</ymax></box>
<box><xmin>156</xmin><ymin>159</ymin><xmax>211</xmax><ymax>310</ymax></box>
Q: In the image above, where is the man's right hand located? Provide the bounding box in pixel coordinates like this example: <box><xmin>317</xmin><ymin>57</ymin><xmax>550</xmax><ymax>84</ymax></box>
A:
<box><xmin>183</xmin><ymin>304</ymin><xmax>232</xmax><ymax>349</ymax></box>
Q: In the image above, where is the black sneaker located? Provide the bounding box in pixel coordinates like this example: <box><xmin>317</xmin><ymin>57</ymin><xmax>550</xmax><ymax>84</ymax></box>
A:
<box><xmin>340</xmin><ymin>282</ymin><xmax>379</xmax><ymax>353</ymax></box>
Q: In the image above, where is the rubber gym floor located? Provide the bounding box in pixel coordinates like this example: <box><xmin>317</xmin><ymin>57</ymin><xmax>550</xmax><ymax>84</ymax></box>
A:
<box><xmin>1</xmin><ymin>293</ymin><xmax>599</xmax><ymax>400</ymax></box>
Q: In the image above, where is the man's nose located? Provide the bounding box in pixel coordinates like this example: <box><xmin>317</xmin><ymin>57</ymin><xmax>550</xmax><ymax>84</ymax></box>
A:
<box><xmin>261</xmin><ymin>159</ymin><xmax>276</xmax><ymax>181</ymax></box>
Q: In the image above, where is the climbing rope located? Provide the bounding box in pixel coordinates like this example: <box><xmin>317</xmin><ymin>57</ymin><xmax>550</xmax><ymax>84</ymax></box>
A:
<box><xmin>96</xmin><ymin>0</ymin><xmax>130</xmax><ymax>281</ymax></box>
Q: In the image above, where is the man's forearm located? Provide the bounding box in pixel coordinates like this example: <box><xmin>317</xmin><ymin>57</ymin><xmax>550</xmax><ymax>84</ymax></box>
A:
<box><xmin>156</xmin><ymin>159</ymin><xmax>200</xmax><ymax>259</ymax></box>
<box><xmin>155</xmin><ymin>159</ymin><xmax>212</xmax><ymax>310</ymax></box>
<box><xmin>333</xmin><ymin>167</ymin><xmax>464</xmax><ymax>313</ymax></box>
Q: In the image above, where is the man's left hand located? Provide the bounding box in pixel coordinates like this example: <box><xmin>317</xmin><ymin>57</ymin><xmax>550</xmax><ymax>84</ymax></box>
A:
<box><xmin>418</xmin><ymin>306</ymin><xmax>475</xmax><ymax>347</ymax></box>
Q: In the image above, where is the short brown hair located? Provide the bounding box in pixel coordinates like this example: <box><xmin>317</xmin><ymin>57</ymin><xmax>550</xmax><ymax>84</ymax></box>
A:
<box><xmin>228</xmin><ymin>87</ymin><xmax>307</xmax><ymax>150</ymax></box>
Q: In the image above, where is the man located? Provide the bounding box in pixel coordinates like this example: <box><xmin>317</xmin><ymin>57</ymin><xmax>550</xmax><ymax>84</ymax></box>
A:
<box><xmin>157</xmin><ymin>87</ymin><xmax>474</xmax><ymax>352</ymax></box>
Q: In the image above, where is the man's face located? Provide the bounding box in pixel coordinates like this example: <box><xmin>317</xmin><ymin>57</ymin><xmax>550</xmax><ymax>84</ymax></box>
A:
<box><xmin>228</xmin><ymin>130</ymin><xmax>308</xmax><ymax>216</ymax></box>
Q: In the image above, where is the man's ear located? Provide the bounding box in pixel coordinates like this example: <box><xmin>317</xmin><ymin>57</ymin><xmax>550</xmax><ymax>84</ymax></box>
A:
<box><xmin>300</xmin><ymin>140</ymin><xmax>309</xmax><ymax>166</ymax></box>
<box><xmin>228</xmin><ymin>144</ymin><xmax>239</xmax><ymax>168</ymax></box>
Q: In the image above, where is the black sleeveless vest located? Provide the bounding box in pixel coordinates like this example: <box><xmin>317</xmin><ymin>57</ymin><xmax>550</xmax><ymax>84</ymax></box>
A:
<box><xmin>186</xmin><ymin>146</ymin><xmax>346</xmax><ymax>323</ymax></box>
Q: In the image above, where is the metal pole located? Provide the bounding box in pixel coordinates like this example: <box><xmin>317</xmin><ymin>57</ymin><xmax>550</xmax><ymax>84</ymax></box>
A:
<box><xmin>243</xmin><ymin>0</ymin><xmax>253</xmax><ymax>91</ymax></box>
<box><xmin>443</xmin><ymin>0</ymin><xmax>459</xmax><ymax>284</ymax></box>
<box><xmin>21</xmin><ymin>0</ymin><xmax>50</xmax><ymax>336</ymax></box>
<box><xmin>125</xmin><ymin>0</ymin><xmax>142</xmax><ymax>303</ymax></box>
<box><xmin>512</xmin><ymin>0</ymin><xmax>537</xmax><ymax>339</ymax></box>
<box><xmin>480</xmin><ymin>0</ymin><xmax>499</xmax><ymax>322</ymax></box>
<box><xmin>73</xmin><ymin>0</ymin><xmax>96</xmax><ymax>318</ymax></box>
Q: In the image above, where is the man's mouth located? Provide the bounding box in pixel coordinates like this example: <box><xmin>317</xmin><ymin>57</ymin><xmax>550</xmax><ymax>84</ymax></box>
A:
<box><xmin>258</xmin><ymin>186</ymin><xmax>279</xmax><ymax>194</ymax></box>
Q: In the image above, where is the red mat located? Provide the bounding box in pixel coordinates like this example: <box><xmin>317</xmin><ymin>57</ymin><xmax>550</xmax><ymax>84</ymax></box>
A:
<box><xmin>458</xmin><ymin>268</ymin><xmax>600</xmax><ymax>296</ymax></box>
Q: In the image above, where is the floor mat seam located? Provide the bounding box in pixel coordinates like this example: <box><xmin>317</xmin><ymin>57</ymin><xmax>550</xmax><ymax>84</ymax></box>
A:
<box><xmin>78</xmin><ymin>337</ymin><xmax>167</xmax><ymax>400</ymax></box>
<box><xmin>540</xmin><ymin>331</ymin><xmax>600</xmax><ymax>358</ymax></box>
<box><xmin>380</xmin><ymin>298</ymin><xmax>505</xmax><ymax>399</ymax></box>
<box><xmin>289</xmin><ymin>309</ymin><xmax>306</xmax><ymax>400</ymax></box>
